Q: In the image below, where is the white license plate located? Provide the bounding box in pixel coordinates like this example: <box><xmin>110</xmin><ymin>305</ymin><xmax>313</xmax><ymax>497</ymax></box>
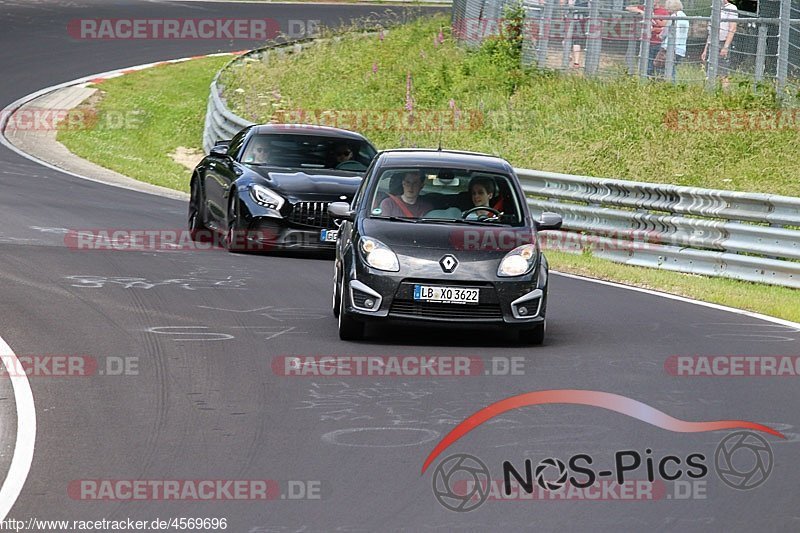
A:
<box><xmin>320</xmin><ymin>229</ymin><xmax>338</xmax><ymax>242</ymax></box>
<box><xmin>413</xmin><ymin>285</ymin><xmax>479</xmax><ymax>305</ymax></box>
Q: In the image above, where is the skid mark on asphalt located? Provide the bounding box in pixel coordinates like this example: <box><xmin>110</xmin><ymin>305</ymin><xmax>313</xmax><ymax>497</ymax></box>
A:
<box><xmin>65</xmin><ymin>274</ymin><xmax>247</xmax><ymax>290</ymax></box>
<box><xmin>146</xmin><ymin>325</ymin><xmax>308</xmax><ymax>342</ymax></box>
<box><xmin>321</xmin><ymin>427</ymin><xmax>440</xmax><ymax>448</ymax></box>
<box><xmin>196</xmin><ymin>305</ymin><xmax>328</xmax><ymax>321</ymax></box>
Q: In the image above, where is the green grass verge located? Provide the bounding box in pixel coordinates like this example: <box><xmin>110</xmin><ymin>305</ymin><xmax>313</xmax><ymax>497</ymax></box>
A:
<box><xmin>548</xmin><ymin>251</ymin><xmax>800</xmax><ymax>323</ymax></box>
<box><xmin>220</xmin><ymin>14</ymin><xmax>800</xmax><ymax>197</ymax></box>
<box><xmin>59</xmin><ymin>55</ymin><xmax>231</xmax><ymax>192</ymax></box>
<box><xmin>56</xmin><ymin>17</ymin><xmax>800</xmax><ymax>322</ymax></box>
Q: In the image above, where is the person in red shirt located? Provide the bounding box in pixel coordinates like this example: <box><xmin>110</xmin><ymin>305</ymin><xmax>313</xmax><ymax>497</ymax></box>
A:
<box><xmin>379</xmin><ymin>171</ymin><xmax>434</xmax><ymax>218</ymax></box>
<box><xmin>626</xmin><ymin>0</ymin><xmax>670</xmax><ymax>78</ymax></box>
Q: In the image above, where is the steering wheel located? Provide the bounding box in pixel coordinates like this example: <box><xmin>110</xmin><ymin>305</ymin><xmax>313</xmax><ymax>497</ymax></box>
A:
<box><xmin>335</xmin><ymin>160</ymin><xmax>366</xmax><ymax>171</ymax></box>
<box><xmin>461</xmin><ymin>206</ymin><xmax>502</xmax><ymax>220</ymax></box>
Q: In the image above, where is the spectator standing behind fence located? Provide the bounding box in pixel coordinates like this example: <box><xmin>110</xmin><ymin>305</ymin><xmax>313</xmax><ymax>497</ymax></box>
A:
<box><xmin>661</xmin><ymin>0</ymin><xmax>689</xmax><ymax>82</ymax></box>
<box><xmin>701</xmin><ymin>0</ymin><xmax>738</xmax><ymax>90</ymax></box>
<box><xmin>561</xmin><ymin>0</ymin><xmax>589</xmax><ymax>68</ymax></box>
<box><xmin>626</xmin><ymin>0</ymin><xmax>670</xmax><ymax>78</ymax></box>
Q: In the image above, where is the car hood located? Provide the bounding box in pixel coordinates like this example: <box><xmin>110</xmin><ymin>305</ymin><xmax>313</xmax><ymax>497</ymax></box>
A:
<box><xmin>361</xmin><ymin>218</ymin><xmax>536</xmax><ymax>257</ymax></box>
<box><xmin>251</xmin><ymin>168</ymin><xmax>362</xmax><ymax>197</ymax></box>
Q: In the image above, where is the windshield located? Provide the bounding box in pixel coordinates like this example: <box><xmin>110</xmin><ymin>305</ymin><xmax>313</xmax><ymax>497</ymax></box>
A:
<box><xmin>240</xmin><ymin>133</ymin><xmax>376</xmax><ymax>171</ymax></box>
<box><xmin>368</xmin><ymin>167</ymin><xmax>524</xmax><ymax>225</ymax></box>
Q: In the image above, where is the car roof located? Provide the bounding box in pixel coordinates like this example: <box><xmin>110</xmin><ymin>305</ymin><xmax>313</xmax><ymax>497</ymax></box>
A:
<box><xmin>377</xmin><ymin>149</ymin><xmax>513</xmax><ymax>173</ymax></box>
<box><xmin>250</xmin><ymin>124</ymin><xmax>370</xmax><ymax>141</ymax></box>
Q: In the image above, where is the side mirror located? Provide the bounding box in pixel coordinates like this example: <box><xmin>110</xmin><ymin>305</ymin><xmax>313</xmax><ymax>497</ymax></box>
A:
<box><xmin>536</xmin><ymin>212</ymin><xmax>562</xmax><ymax>231</ymax></box>
<box><xmin>210</xmin><ymin>144</ymin><xmax>229</xmax><ymax>157</ymax></box>
<box><xmin>328</xmin><ymin>202</ymin><xmax>354</xmax><ymax>221</ymax></box>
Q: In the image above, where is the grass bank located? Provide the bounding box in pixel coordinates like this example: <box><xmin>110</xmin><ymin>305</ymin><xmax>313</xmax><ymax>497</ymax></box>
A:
<box><xmin>221</xmin><ymin>14</ymin><xmax>800</xmax><ymax>197</ymax></box>
<box><xmin>59</xmin><ymin>55</ymin><xmax>231</xmax><ymax>192</ymax></box>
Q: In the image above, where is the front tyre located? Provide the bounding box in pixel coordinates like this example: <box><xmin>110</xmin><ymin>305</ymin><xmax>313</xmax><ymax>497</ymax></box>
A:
<box><xmin>332</xmin><ymin>265</ymin><xmax>341</xmax><ymax>318</ymax></box>
<box><xmin>338</xmin><ymin>277</ymin><xmax>364</xmax><ymax>341</ymax></box>
<box><xmin>225</xmin><ymin>194</ymin><xmax>245</xmax><ymax>253</ymax></box>
<box><xmin>188</xmin><ymin>178</ymin><xmax>209</xmax><ymax>241</ymax></box>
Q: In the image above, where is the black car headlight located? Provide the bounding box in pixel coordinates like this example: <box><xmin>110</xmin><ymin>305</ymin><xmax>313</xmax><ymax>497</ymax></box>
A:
<box><xmin>359</xmin><ymin>237</ymin><xmax>400</xmax><ymax>272</ymax></box>
<box><xmin>497</xmin><ymin>244</ymin><xmax>537</xmax><ymax>277</ymax></box>
<box><xmin>249</xmin><ymin>184</ymin><xmax>284</xmax><ymax>210</ymax></box>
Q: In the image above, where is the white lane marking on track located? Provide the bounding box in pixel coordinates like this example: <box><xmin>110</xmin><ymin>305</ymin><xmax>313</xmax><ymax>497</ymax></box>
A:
<box><xmin>552</xmin><ymin>271</ymin><xmax>800</xmax><ymax>330</ymax></box>
<box><xmin>0</xmin><ymin>335</ymin><xmax>37</xmax><ymax>520</ymax></box>
<box><xmin>0</xmin><ymin>52</ymin><xmax>244</xmax><ymax>200</ymax></box>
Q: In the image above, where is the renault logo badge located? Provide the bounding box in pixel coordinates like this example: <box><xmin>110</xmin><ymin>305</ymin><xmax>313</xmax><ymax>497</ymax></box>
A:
<box><xmin>440</xmin><ymin>254</ymin><xmax>458</xmax><ymax>273</ymax></box>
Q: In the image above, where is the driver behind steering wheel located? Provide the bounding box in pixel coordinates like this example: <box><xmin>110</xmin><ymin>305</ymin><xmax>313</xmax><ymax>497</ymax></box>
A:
<box><xmin>332</xmin><ymin>143</ymin><xmax>353</xmax><ymax>168</ymax></box>
<box><xmin>466</xmin><ymin>176</ymin><xmax>496</xmax><ymax>219</ymax></box>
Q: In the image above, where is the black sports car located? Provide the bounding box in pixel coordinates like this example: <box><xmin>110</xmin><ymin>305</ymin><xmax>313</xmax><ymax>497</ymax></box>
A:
<box><xmin>328</xmin><ymin>149</ymin><xmax>563</xmax><ymax>344</ymax></box>
<box><xmin>189</xmin><ymin>124</ymin><xmax>377</xmax><ymax>252</ymax></box>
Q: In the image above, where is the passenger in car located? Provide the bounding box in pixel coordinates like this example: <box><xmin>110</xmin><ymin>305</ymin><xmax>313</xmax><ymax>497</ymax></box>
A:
<box><xmin>467</xmin><ymin>176</ymin><xmax>496</xmax><ymax>218</ymax></box>
<box><xmin>378</xmin><ymin>171</ymin><xmax>435</xmax><ymax>218</ymax></box>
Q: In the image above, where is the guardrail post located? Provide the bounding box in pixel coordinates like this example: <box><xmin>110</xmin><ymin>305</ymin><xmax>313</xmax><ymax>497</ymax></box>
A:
<box><xmin>664</xmin><ymin>20</ymin><xmax>677</xmax><ymax>83</ymax></box>
<box><xmin>537</xmin><ymin>0</ymin><xmax>556</xmax><ymax>67</ymax></box>
<box><xmin>754</xmin><ymin>22</ymin><xmax>767</xmax><ymax>86</ymax></box>
<box><xmin>625</xmin><ymin>14</ymin><xmax>638</xmax><ymax>75</ymax></box>
<box><xmin>637</xmin><ymin>0</ymin><xmax>654</xmax><ymax>80</ymax></box>
<box><xmin>777</xmin><ymin>0</ymin><xmax>791</xmax><ymax>103</ymax></box>
<box><xmin>561</xmin><ymin>8</ymin><xmax>576</xmax><ymax>70</ymax></box>
<box><xmin>706</xmin><ymin>0</ymin><xmax>721</xmax><ymax>91</ymax></box>
<box><xmin>584</xmin><ymin>0</ymin><xmax>602</xmax><ymax>75</ymax></box>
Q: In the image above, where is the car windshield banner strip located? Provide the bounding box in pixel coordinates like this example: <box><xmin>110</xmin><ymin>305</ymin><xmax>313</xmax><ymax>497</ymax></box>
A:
<box><xmin>421</xmin><ymin>389</ymin><xmax>785</xmax><ymax>474</ymax></box>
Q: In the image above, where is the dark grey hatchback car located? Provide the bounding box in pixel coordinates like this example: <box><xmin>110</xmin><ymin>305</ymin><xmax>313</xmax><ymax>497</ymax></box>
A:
<box><xmin>328</xmin><ymin>149</ymin><xmax>562</xmax><ymax>344</ymax></box>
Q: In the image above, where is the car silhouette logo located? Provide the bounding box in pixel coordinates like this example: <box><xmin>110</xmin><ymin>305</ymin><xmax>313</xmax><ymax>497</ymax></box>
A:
<box><xmin>440</xmin><ymin>255</ymin><xmax>458</xmax><ymax>273</ymax></box>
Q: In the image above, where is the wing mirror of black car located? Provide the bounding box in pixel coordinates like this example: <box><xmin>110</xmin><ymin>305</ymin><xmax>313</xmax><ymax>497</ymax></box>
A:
<box><xmin>328</xmin><ymin>202</ymin><xmax>354</xmax><ymax>221</ymax></box>
<box><xmin>209</xmin><ymin>144</ymin><xmax>229</xmax><ymax>157</ymax></box>
<box><xmin>536</xmin><ymin>212</ymin><xmax>563</xmax><ymax>231</ymax></box>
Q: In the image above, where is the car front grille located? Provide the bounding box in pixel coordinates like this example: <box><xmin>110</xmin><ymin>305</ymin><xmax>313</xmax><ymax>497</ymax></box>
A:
<box><xmin>388</xmin><ymin>300</ymin><xmax>503</xmax><ymax>321</ymax></box>
<box><xmin>287</xmin><ymin>201</ymin><xmax>335</xmax><ymax>229</ymax></box>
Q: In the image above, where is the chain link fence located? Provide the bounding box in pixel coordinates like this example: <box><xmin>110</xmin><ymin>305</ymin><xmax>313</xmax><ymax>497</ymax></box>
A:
<box><xmin>452</xmin><ymin>0</ymin><xmax>800</xmax><ymax>102</ymax></box>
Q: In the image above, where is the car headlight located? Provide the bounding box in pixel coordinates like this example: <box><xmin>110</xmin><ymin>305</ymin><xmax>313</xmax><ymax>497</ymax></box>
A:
<box><xmin>360</xmin><ymin>237</ymin><xmax>400</xmax><ymax>272</ymax></box>
<box><xmin>497</xmin><ymin>244</ymin><xmax>537</xmax><ymax>277</ymax></box>
<box><xmin>249</xmin><ymin>184</ymin><xmax>284</xmax><ymax>210</ymax></box>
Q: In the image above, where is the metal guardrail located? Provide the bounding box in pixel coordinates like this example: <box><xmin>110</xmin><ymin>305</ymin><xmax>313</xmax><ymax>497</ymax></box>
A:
<box><xmin>203</xmin><ymin>42</ymin><xmax>800</xmax><ymax>290</ymax></box>
<box><xmin>522</xmin><ymin>169</ymin><xmax>800</xmax><ymax>289</ymax></box>
<box><xmin>203</xmin><ymin>39</ymin><xmax>327</xmax><ymax>153</ymax></box>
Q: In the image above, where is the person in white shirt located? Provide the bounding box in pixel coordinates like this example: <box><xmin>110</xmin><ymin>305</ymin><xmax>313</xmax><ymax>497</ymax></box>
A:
<box><xmin>661</xmin><ymin>0</ymin><xmax>689</xmax><ymax>82</ymax></box>
<box><xmin>701</xmin><ymin>0</ymin><xmax>738</xmax><ymax>90</ymax></box>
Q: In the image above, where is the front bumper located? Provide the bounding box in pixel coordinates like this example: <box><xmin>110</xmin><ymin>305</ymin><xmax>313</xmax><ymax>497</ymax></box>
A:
<box><xmin>342</xmin><ymin>252</ymin><xmax>548</xmax><ymax>327</ymax></box>
<box><xmin>245</xmin><ymin>217</ymin><xmax>336</xmax><ymax>251</ymax></box>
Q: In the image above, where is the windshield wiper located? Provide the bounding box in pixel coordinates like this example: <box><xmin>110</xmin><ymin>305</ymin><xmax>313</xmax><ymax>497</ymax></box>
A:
<box><xmin>416</xmin><ymin>218</ymin><xmax>508</xmax><ymax>227</ymax></box>
<box><xmin>371</xmin><ymin>216</ymin><xmax>418</xmax><ymax>223</ymax></box>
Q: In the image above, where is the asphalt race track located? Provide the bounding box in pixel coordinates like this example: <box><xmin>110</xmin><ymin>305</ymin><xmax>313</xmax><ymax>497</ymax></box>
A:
<box><xmin>1</xmin><ymin>1</ymin><xmax>799</xmax><ymax>531</ymax></box>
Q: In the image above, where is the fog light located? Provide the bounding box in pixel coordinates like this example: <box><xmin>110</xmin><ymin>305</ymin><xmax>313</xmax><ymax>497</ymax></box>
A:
<box><xmin>364</xmin><ymin>298</ymin><xmax>375</xmax><ymax>309</ymax></box>
<box><xmin>518</xmin><ymin>306</ymin><xmax>528</xmax><ymax>316</ymax></box>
